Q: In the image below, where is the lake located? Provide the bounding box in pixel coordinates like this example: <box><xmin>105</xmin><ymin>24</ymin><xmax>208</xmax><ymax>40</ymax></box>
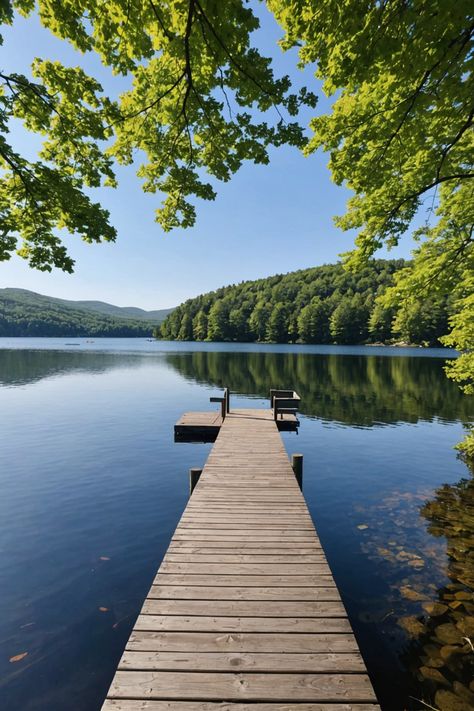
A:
<box><xmin>0</xmin><ymin>339</ymin><xmax>473</xmax><ymax>711</ymax></box>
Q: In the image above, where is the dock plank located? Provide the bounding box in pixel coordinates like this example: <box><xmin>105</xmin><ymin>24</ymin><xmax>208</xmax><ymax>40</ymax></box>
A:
<box><xmin>154</xmin><ymin>574</ymin><xmax>335</xmax><ymax>587</ymax></box>
<box><xmin>133</xmin><ymin>615</ymin><xmax>351</xmax><ymax>633</ymax></box>
<box><xmin>101</xmin><ymin>408</ymin><xmax>379</xmax><ymax>709</ymax></box>
<box><xmin>103</xmin><ymin>703</ymin><xmax>379</xmax><ymax>711</ymax></box>
<box><xmin>127</xmin><ymin>632</ymin><xmax>361</xmax><ymax>653</ymax></box>
<box><xmin>141</xmin><ymin>599</ymin><xmax>346</xmax><ymax>617</ymax></box>
<box><xmin>103</xmin><ymin>699</ymin><xmax>379</xmax><ymax>711</ymax></box>
<box><xmin>119</xmin><ymin>651</ymin><xmax>366</xmax><ymax>673</ymax></box>
<box><xmin>107</xmin><ymin>671</ymin><xmax>377</xmax><ymax>702</ymax></box>
<box><xmin>148</xmin><ymin>586</ymin><xmax>341</xmax><ymax>601</ymax></box>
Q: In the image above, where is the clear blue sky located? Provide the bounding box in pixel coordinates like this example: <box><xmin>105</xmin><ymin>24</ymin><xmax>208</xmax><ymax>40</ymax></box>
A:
<box><xmin>1</xmin><ymin>8</ymin><xmax>415</xmax><ymax>309</ymax></box>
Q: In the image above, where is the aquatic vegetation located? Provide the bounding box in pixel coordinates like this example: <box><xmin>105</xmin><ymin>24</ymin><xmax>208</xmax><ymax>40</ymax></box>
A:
<box><xmin>354</xmin><ymin>476</ymin><xmax>474</xmax><ymax>710</ymax></box>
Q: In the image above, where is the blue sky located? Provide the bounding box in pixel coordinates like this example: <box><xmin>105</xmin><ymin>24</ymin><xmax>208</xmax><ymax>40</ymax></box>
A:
<box><xmin>1</xmin><ymin>8</ymin><xmax>415</xmax><ymax>309</ymax></box>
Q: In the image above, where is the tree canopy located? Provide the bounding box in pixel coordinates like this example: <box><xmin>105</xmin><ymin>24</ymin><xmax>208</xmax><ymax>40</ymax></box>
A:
<box><xmin>0</xmin><ymin>0</ymin><xmax>315</xmax><ymax>271</ymax></box>
<box><xmin>3</xmin><ymin>1</ymin><xmax>470</xmax><ymax>270</ymax></box>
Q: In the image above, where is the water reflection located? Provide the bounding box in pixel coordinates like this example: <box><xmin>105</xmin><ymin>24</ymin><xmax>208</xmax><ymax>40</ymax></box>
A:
<box><xmin>3</xmin><ymin>349</ymin><xmax>470</xmax><ymax>426</ymax></box>
<box><xmin>0</xmin><ymin>349</ymin><xmax>157</xmax><ymax>387</ymax></box>
<box><xmin>164</xmin><ymin>351</ymin><xmax>472</xmax><ymax>426</ymax></box>
<box><xmin>0</xmin><ymin>346</ymin><xmax>472</xmax><ymax>711</ymax></box>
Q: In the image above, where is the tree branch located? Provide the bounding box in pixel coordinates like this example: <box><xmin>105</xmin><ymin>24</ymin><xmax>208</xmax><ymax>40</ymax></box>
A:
<box><xmin>435</xmin><ymin>105</ymin><xmax>474</xmax><ymax>183</ymax></box>
<box><xmin>193</xmin><ymin>0</ymin><xmax>285</xmax><ymax>120</ymax></box>
<box><xmin>385</xmin><ymin>173</ymin><xmax>474</xmax><ymax>230</ymax></box>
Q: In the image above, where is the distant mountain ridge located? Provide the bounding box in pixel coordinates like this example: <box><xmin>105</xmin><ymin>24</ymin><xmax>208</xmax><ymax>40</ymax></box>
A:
<box><xmin>0</xmin><ymin>288</ymin><xmax>174</xmax><ymax>337</ymax></box>
<box><xmin>1</xmin><ymin>288</ymin><xmax>173</xmax><ymax>323</ymax></box>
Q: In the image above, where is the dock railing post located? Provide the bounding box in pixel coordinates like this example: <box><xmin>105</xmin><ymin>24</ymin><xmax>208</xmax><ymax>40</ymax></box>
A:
<box><xmin>225</xmin><ymin>387</ymin><xmax>230</xmax><ymax>413</ymax></box>
<box><xmin>210</xmin><ymin>395</ymin><xmax>226</xmax><ymax>420</ymax></box>
<box><xmin>292</xmin><ymin>453</ymin><xmax>303</xmax><ymax>490</ymax></box>
<box><xmin>189</xmin><ymin>467</ymin><xmax>202</xmax><ymax>495</ymax></box>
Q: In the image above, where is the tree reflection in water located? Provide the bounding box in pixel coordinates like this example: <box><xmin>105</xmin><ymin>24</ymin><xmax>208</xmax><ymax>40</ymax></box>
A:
<box><xmin>165</xmin><ymin>351</ymin><xmax>471</xmax><ymax>427</ymax></box>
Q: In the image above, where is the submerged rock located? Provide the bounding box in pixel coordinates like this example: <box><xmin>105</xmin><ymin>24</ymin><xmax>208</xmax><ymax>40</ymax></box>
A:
<box><xmin>423</xmin><ymin>602</ymin><xmax>449</xmax><ymax>616</ymax></box>
<box><xmin>435</xmin><ymin>688</ymin><xmax>473</xmax><ymax>711</ymax></box>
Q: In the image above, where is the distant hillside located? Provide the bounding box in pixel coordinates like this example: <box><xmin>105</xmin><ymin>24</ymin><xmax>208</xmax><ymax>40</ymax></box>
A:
<box><xmin>159</xmin><ymin>259</ymin><xmax>450</xmax><ymax>346</ymax></box>
<box><xmin>59</xmin><ymin>298</ymin><xmax>173</xmax><ymax>322</ymax></box>
<box><xmin>0</xmin><ymin>288</ymin><xmax>173</xmax><ymax>337</ymax></box>
<box><xmin>1</xmin><ymin>289</ymin><xmax>172</xmax><ymax>323</ymax></box>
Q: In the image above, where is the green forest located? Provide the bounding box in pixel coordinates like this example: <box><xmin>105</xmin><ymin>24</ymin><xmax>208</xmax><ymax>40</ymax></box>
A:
<box><xmin>0</xmin><ymin>289</ymin><xmax>155</xmax><ymax>337</ymax></box>
<box><xmin>158</xmin><ymin>259</ymin><xmax>450</xmax><ymax>346</ymax></box>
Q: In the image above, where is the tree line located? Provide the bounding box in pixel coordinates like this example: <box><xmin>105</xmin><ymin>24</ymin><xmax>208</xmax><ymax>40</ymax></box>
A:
<box><xmin>158</xmin><ymin>260</ymin><xmax>449</xmax><ymax>346</ymax></box>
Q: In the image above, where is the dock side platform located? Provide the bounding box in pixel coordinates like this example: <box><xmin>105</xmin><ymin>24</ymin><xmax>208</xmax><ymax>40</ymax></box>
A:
<box><xmin>102</xmin><ymin>408</ymin><xmax>380</xmax><ymax>709</ymax></box>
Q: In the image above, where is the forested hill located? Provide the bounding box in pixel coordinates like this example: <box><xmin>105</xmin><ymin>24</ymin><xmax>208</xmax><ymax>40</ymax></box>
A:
<box><xmin>159</xmin><ymin>260</ymin><xmax>450</xmax><ymax>346</ymax></box>
<box><xmin>0</xmin><ymin>289</ymin><xmax>163</xmax><ymax>337</ymax></box>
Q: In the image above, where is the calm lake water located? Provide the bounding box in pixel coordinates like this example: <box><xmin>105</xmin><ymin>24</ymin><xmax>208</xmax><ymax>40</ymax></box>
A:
<box><xmin>0</xmin><ymin>339</ymin><xmax>473</xmax><ymax>711</ymax></box>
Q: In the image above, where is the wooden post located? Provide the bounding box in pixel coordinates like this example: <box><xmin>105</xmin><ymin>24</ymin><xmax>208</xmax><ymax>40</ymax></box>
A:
<box><xmin>189</xmin><ymin>467</ymin><xmax>202</xmax><ymax>495</ymax></box>
<box><xmin>292</xmin><ymin>454</ymin><xmax>303</xmax><ymax>490</ymax></box>
<box><xmin>210</xmin><ymin>396</ymin><xmax>226</xmax><ymax>420</ymax></box>
<box><xmin>225</xmin><ymin>387</ymin><xmax>230</xmax><ymax>413</ymax></box>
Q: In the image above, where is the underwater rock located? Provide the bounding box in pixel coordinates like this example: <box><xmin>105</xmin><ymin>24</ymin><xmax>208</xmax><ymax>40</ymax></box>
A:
<box><xmin>435</xmin><ymin>623</ymin><xmax>464</xmax><ymax>645</ymax></box>
<box><xmin>423</xmin><ymin>602</ymin><xmax>449</xmax><ymax>616</ymax></box>
<box><xmin>419</xmin><ymin>666</ymin><xmax>449</xmax><ymax>685</ymax></box>
<box><xmin>398</xmin><ymin>615</ymin><xmax>427</xmax><ymax>638</ymax></box>
<box><xmin>435</xmin><ymin>689</ymin><xmax>473</xmax><ymax>711</ymax></box>
<box><xmin>401</xmin><ymin>585</ymin><xmax>427</xmax><ymax>602</ymax></box>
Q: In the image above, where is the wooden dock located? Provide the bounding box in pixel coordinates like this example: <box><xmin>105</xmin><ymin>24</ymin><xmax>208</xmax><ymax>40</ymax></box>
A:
<box><xmin>175</xmin><ymin>410</ymin><xmax>299</xmax><ymax>441</ymax></box>
<box><xmin>102</xmin><ymin>407</ymin><xmax>379</xmax><ymax>710</ymax></box>
<box><xmin>174</xmin><ymin>411</ymin><xmax>224</xmax><ymax>441</ymax></box>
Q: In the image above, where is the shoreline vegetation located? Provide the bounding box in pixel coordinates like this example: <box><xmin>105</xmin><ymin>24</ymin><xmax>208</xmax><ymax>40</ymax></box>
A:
<box><xmin>1</xmin><ymin>261</ymin><xmax>455</xmax><ymax>347</ymax></box>
<box><xmin>157</xmin><ymin>260</ymin><xmax>451</xmax><ymax>347</ymax></box>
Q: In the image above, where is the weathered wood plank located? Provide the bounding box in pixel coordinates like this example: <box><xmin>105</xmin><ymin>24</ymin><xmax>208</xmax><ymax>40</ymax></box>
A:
<box><xmin>127</xmin><ymin>632</ymin><xmax>361</xmax><ymax>653</ymax></box>
<box><xmin>158</xmin><ymin>560</ymin><xmax>331</xmax><ymax>572</ymax></box>
<box><xmin>154</xmin><ymin>574</ymin><xmax>336</xmax><ymax>587</ymax></box>
<box><xmin>119</xmin><ymin>651</ymin><xmax>366</xmax><ymax>673</ymax></box>
<box><xmin>167</xmin><ymin>541</ymin><xmax>322</xmax><ymax>550</ymax></box>
<box><xmin>185</xmin><ymin>504</ymin><xmax>309</xmax><ymax>510</ymax></box>
<box><xmin>141</xmin><ymin>600</ymin><xmax>346</xmax><ymax>618</ymax></box>
<box><xmin>181</xmin><ymin>513</ymin><xmax>313</xmax><ymax>520</ymax></box>
<box><xmin>172</xmin><ymin>532</ymin><xmax>318</xmax><ymax>539</ymax></box>
<box><xmin>164</xmin><ymin>554</ymin><xmax>326</xmax><ymax>563</ymax></box>
<box><xmin>103</xmin><ymin>702</ymin><xmax>380</xmax><ymax>711</ymax></box>
<box><xmin>159</xmin><ymin>562</ymin><xmax>331</xmax><ymax>575</ymax></box>
<box><xmin>107</xmin><ymin>671</ymin><xmax>377</xmax><ymax>702</ymax></box>
<box><xmin>134</xmin><ymin>615</ymin><xmax>351</xmax><ymax>633</ymax></box>
<box><xmin>177</xmin><ymin>521</ymin><xmax>315</xmax><ymax>528</ymax></box>
<box><xmin>148</xmin><ymin>586</ymin><xmax>340</xmax><ymax>601</ymax></box>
